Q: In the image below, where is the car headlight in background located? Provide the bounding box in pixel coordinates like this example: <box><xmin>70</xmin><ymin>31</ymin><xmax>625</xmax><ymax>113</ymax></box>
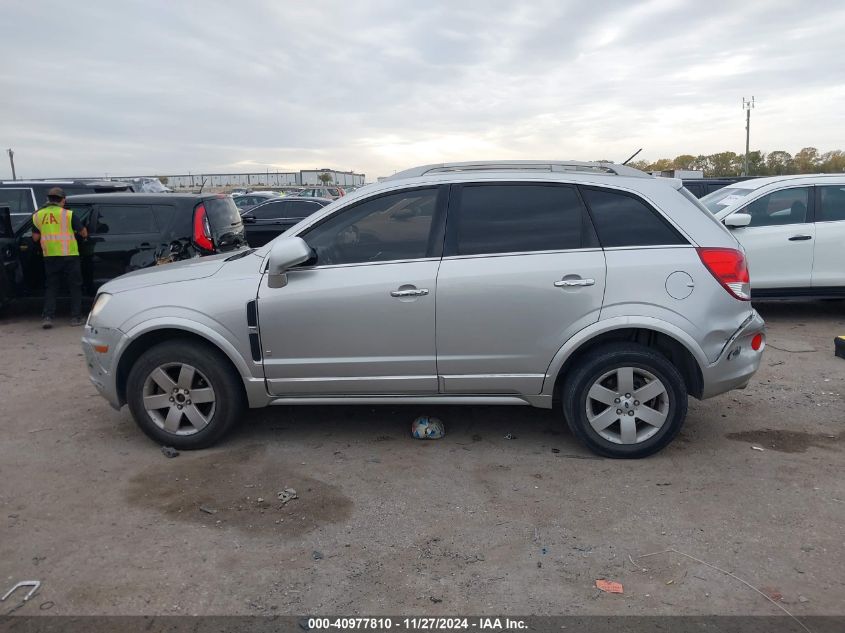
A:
<box><xmin>87</xmin><ymin>293</ymin><xmax>112</xmax><ymax>325</ymax></box>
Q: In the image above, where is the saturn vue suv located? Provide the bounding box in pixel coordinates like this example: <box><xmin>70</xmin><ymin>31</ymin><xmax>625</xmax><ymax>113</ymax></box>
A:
<box><xmin>82</xmin><ymin>161</ymin><xmax>765</xmax><ymax>458</ymax></box>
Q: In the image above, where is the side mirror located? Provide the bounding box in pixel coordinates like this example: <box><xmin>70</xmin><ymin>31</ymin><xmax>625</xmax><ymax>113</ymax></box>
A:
<box><xmin>267</xmin><ymin>237</ymin><xmax>312</xmax><ymax>288</ymax></box>
<box><xmin>724</xmin><ymin>213</ymin><xmax>752</xmax><ymax>228</ymax></box>
<box><xmin>242</xmin><ymin>214</ymin><xmax>256</xmax><ymax>224</ymax></box>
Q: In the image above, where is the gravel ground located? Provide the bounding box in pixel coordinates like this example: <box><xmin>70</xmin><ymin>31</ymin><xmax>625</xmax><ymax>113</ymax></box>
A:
<box><xmin>0</xmin><ymin>299</ymin><xmax>842</xmax><ymax>616</ymax></box>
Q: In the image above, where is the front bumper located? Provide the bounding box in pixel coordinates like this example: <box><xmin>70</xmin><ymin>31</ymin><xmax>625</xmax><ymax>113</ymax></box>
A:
<box><xmin>700</xmin><ymin>309</ymin><xmax>766</xmax><ymax>399</ymax></box>
<box><xmin>81</xmin><ymin>324</ymin><xmax>125</xmax><ymax>410</ymax></box>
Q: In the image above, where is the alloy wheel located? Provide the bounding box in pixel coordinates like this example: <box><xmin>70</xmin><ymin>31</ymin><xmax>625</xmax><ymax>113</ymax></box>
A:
<box><xmin>142</xmin><ymin>362</ymin><xmax>216</xmax><ymax>436</ymax></box>
<box><xmin>585</xmin><ymin>366</ymin><xmax>669</xmax><ymax>444</ymax></box>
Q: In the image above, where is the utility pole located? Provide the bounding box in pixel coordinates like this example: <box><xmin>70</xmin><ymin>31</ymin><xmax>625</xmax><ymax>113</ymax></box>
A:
<box><xmin>6</xmin><ymin>148</ymin><xmax>16</xmax><ymax>180</ymax></box>
<box><xmin>742</xmin><ymin>97</ymin><xmax>755</xmax><ymax>176</ymax></box>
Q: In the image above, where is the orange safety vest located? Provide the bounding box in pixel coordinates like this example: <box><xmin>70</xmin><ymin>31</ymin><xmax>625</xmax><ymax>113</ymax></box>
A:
<box><xmin>33</xmin><ymin>205</ymin><xmax>79</xmax><ymax>257</ymax></box>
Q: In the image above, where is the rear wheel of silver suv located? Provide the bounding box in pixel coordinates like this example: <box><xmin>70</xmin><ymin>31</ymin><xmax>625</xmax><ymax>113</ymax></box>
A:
<box><xmin>562</xmin><ymin>343</ymin><xmax>688</xmax><ymax>458</ymax></box>
<box><xmin>126</xmin><ymin>341</ymin><xmax>243</xmax><ymax>449</ymax></box>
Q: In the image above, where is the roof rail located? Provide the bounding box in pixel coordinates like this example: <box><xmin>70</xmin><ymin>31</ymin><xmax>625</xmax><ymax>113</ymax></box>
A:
<box><xmin>385</xmin><ymin>160</ymin><xmax>650</xmax><ymax>181</ymax></box>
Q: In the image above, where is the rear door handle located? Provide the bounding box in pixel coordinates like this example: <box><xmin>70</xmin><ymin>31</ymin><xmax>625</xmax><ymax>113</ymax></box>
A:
<box><xmin>788</xmin><ymin>235</ymin><xmax>812</xmax><ymax>241</ymax></box>
<box><xmin>391</xmin><ymin>288</ymin><xmax>429</xmax><ymax>297</ymax></box>
<box><xmin>554</xmin><ymin>278</ymin><xmax>595</xmax><ymax>287</ymax></box>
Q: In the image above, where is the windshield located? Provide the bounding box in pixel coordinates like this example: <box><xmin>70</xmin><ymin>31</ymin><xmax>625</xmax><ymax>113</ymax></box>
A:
<box><xmin>700</xmin><ymin>187</ymin><xmax>756</xmax><ymax>213</ymax></box>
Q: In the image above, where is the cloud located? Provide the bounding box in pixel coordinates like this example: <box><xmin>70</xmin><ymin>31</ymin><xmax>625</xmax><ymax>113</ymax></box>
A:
<box><xmin>1</xmin><ymin>0</ymin><xmax>843</xmax><ymax>180</ymax></box>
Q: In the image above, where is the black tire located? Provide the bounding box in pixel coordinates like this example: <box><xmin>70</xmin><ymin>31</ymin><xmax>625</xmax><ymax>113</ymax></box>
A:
<box><xmin>126</xmin><ymin>340</ymin><xmax>244</xmax><ymax>449</ymax></box>
<box><xmin>561</xmin><ymin>343</ymin><xmax>688</xmax><ymax>459</ymax></box>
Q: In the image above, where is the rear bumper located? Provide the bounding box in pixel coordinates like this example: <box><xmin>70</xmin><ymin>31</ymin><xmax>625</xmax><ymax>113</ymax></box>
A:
<box><xmin>700</xmin><ymin>310</ymin><xmax>766</xmax><ymax>399</ymax></box>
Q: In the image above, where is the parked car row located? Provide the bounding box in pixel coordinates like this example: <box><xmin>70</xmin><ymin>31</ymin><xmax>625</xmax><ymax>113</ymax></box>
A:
<box><xmin>82</xmin><ymin>160</ymin><xmax>765</xmax><ymax>459</ymax></box>
<box><xmin>0</xmin><ymin>193</ymin><xmax>245</xmax><ymax>306</ymax></box>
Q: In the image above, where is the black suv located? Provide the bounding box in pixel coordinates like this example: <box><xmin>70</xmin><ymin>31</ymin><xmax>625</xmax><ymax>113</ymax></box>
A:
<box><xmin>0</xmin><ymin>179</ymin><xmax>133</xmax><ymax>230</ymax></box>
<box><xmin>0</xmin><ymin>207</ymin><xmax>15</xmax><ymax>308</ymax></box>
<box><xmin>8</xmin><ymin>193</ymin><xmax>246</xmax><ymax>300</ymax></box>
<box><xmin>241</xmin><ymin>196</ymin><xmax>331</xmax><ymax>246</ymax></box>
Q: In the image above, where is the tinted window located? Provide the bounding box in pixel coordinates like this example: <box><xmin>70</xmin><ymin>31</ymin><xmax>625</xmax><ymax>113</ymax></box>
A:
<box><xmin>581</xmin><ymin>188</ymin><xmax>686</xmax><ymax>247</ymax></box>
<box><xmin>304</xmin><ymin>188</ymin><xmax>437</xmax><ymax>266</ymax></box>
<box><xmin>454</xmin><ymin>184</ymin><xmax>591</xmax><ymax>256</ymax></box>
<box><xmin>817</xmin><ymin>186</ymin><xmax>845</xmax><ymax>222</ymax></box>
<box><xmin>286</xmin><ymin>200</ymin><xmax>324</xmax><ymax>218</ymax></box>
<box><xmin>152</xmin><ymin>204</ymin><xmax>176</xmax><ymax>228</ymax></box>
<box><xmin>0</xmin><ymin>188</ymin><xmax>36</xmax><ymax>229</ymax></box>
<box><xmin>94</xmin><ymin>205</ymin><xmax>157</xmax><ymax>234</ymax></box>
<box><xmin>252</xmin><ymin>200</ymin><xmax>286</xmax><ymax>220</ymax></box>
<box><xmin>204</xmin><ymin>196</ymin><xmax>242</xmax><ymax>231</ymax></box>
<box><xmin>740</xmin><ymin>187</ymin><xmax>809</xmax><ymax>227</ymax></box>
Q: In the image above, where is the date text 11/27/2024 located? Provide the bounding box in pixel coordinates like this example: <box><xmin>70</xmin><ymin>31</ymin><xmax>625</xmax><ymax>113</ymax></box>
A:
<box><xmin>306</xmin><ymin>618</ymin><xmax>528</xmax><ymax>630</ymax></box>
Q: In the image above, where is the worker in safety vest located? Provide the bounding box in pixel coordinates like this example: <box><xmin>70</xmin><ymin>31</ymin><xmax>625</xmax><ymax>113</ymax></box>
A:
<box><xmin>31</xmin><ymin>187</ymin><xmax>88</xmax><ymax>329</ymax></box>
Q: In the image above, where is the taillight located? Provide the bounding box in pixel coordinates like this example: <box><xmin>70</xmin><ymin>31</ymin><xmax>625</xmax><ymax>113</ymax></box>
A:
<box><xmin>751</xmin><ymin>333</ymin><xmax>764</xmax><ymax>351</ymax></box>
<box><xmin>697</xmin><ymin>247</ymin><xmax>751</xmax><ymax>301</ymax></box>
<box><xmin>193</xmin><ymin>203</ymin><xmax>214</xmax><ymax>252</ymax></box>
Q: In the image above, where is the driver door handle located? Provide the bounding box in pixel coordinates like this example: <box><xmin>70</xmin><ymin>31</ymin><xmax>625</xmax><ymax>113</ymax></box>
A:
<box><xmin>554</xmin><ymin>278</ymin><xmax>595</xmax><ymax>287</ymax></box>
<box><xmin>788</xmin><ymin>235</ymin><xmax>812</xmax><ymax>241</ymax></box>
<box><xmin>391</xmin><ymin>288</ymin><xmax>429</xmax><ymax>297</ymax></box>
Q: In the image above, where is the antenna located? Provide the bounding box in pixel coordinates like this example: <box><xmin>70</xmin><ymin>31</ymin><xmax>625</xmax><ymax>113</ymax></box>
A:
<box><xmin>742</xmin><ymin>97</ymin><xmax>755</xmax><ymax>176</ymax></box>
<box><xmin>622</xmin><ymin>148</ymin><xmax>643</xmax><ymax>166</ymax></box>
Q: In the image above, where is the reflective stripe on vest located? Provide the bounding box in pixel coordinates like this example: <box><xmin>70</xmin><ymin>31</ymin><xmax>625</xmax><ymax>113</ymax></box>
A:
<box><xmin>33</xmin><ymin>205</ymin><xmax>79</xmax><ymax>257</ymax></box>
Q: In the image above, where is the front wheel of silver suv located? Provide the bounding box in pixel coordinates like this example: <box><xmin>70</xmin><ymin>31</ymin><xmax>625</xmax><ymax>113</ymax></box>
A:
<box><xmin>562</xmin><ymin>343</ymin><xmax>688</xmax><ymax>458</ymax></box>
<box><xmin>126</xmin><ymin>341</ymin><xmax>244</xmax><ymax>449</ymax></box>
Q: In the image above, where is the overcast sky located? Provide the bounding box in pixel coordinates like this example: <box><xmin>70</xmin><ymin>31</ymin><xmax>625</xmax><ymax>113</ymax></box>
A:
<box><xmin>2</xmin><ymin>0</ymin><xmax>844</xmax><ymax>180</ymax></box>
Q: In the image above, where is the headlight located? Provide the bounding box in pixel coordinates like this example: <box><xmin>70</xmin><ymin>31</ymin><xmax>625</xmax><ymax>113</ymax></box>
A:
<box><xmin>87</xmin><ymin>293</ymin><xmax>112</xmax><ymax>325</ymax></box>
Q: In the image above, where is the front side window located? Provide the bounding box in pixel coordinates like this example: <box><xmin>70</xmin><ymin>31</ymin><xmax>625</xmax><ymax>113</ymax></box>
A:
<box><xmin>93</xmin><ymin>205</ymin><xmax>157</xmax><ymax>234</ymax></box>
<box><xmin>452</xmin><ymin>184</ymin><xmax>593</xmax><ymax>256</ymax></box>
<box><xmin>581</xmin><ymin>187</ymin><xmax>687</xmax><ymax>247</ymax></box>
<box><xmin>304</xmin><ymin>188</ymin><xmax>438</xmax><ymax>266</ymax></box>
<box><xmin>0</xmin><ymin>188</ymin><xmax>35</xmax><ymax>229</ymax></box>
<box><xmin>817</xmin><ymin>186</ymin><xmax>845</xmax><ymax>222</ymax></box>
<box><xmin>740</xmin><ymin>187</ymin><xmax>809</xmax><ymax>227</ymax></box>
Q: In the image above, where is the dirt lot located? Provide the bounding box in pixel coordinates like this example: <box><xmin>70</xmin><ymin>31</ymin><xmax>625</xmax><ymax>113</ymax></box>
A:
<box><xmin>0</xmin><ymin>299</ymin><xmax>843</xmax><ymax>616</ymax></box>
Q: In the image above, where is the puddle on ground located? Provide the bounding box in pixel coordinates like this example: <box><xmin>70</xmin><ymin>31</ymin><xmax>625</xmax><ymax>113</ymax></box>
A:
<box><xmin>725</xmin><ymin>429</ymin><xmax>841</xmax><ymax>453</ymax></box>
<box><xmin>126</xmin><ymin>444</ymin><xmax>352</xmax><ymax>535</ymax></box>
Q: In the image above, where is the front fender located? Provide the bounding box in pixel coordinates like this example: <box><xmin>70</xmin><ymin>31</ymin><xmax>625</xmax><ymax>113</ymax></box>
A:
<box><xmin>540</xmin><ymin>316</ymin><xmax>709</xmax><ymax>397</ymax></box>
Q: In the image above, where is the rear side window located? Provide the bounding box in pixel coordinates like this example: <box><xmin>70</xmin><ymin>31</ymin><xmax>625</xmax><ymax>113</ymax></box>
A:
<box><xmin>580</xmin><ymin>187</ymin><xmax>686</xmax><ymax>247</ymax></box>
<box><xmin>817</xmin><ymin>186</ymin><xmax>845</xmax><ymax>222</ymax></box>
<box><xmin>204</xmin><ymin>196</ymin><xmax>242</xmax><ymax>230</ymax></box>
<box><xmin>252</xmin><ymin>201</ymin><xmax>285</xmax><ymax>220</ymax></box>
<box><xmin>286</xmin><ymin>200</ymin><xmax>323</xmax><ymax>218</ymax></box>
<box><xmin>452</xmin><ymin>184</ymin><xmax>594</xmax><ymax>256</ymax></box>
<box><xmin>93</xmin><ymin>205</ymin><xmax>157</xmax><ymax>234</ymax></box>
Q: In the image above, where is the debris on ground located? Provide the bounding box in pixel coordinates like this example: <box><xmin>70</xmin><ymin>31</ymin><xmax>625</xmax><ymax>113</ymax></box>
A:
<box><xmin>798</xmin><ymin>595</ymin><xmax>809</xmax><ymax>603</ymax></box>
<box><xmin>595</xmin><ymin>579</ymin><xmax>624</xmax><ymax>594</ymax></box>
<box><xmin>1</xmin><ymin>580</ymin><xmax>41</xmax><ymax>603</ymax></box>
<box><xmin>835</xmin><ymin>336</ymin><xmax>845</xmax><ymax>360</ymax></box>
<box><xmin>199</xmin><ymin>506</ymin><xmax>217</xmax><ymax>515</ymax></box>
<box><xmin>429</xmin><ymin>596</ymin><xmax>442</xmax><ymax>603</ymax></box>
<box><xmin>411</xmin><ymin>416</ymin><xmax>445</xmax><ymax>439</ymax></box>
<box><xmin>312</xmin><ymin>550</ymin><xmax>323</xmax><ymax>560</ymax></box>
<box><xmin>751</xmin><ymin>445</ymin><xmax>765</xmax><ymax>451</ymax></box>
<box><xmin>762</xmin><ymin>587</ymin><xmax>783</xmax><ymax>602</ymax></box>
<box><xmin>551</xmin><ymin>448</ymin><xmax>560</xmax><ymax>453</ymax></box>
<box><xmin>504</xmin><ymin>433</ymin><xmax>517</xmax><ymax>440</ymax></box>
<box><xmin>636</xmin><ymin>548</ymin><xmax>812</xmax><ymax>633</ymax></box>
<box><xmin>160</xmin><ymin>446</ymin><xmax>179</xmax><ymax>458</ymax></box>
<box><xmin>278</xmin><ymin>488</ymin><xmax>297</xmax><ymax>504</ymax></box>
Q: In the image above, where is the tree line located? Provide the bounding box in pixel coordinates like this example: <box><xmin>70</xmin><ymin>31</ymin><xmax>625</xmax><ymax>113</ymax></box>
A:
<box><xmin>610</xmin><ymin>147</ymin><xmax>845</xmax><ymax>177</ymax></box>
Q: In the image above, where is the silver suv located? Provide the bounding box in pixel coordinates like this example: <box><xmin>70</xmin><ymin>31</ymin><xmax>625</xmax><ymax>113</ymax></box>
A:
<box><xmin>82</xmin><ymin>161</ymin><xmax>765</xmax><ymax>458</ymax></box>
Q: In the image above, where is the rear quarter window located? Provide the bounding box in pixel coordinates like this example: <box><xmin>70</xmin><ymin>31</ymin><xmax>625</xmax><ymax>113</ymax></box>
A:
<box><xmin>580</xmin><ymin>187</ymin><xmax>687</xmax><ymax>247</ymax></box>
